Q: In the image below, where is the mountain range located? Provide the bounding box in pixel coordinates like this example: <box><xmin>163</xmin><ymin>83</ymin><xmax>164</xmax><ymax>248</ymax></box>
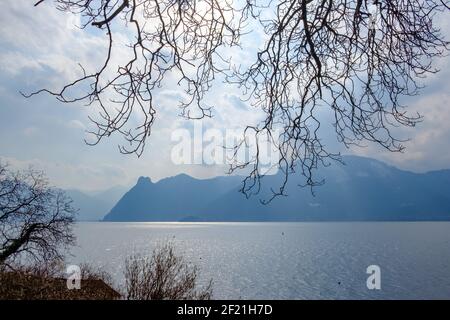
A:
<box><xmin>103</xmin><ymin>156</ymin><xmax>450</xmax><ymax>221</ymax></box>
<box><xmin>66</xmin><ymin>186</ymin><xmax>128</xmax><ymax>221</ymax></box>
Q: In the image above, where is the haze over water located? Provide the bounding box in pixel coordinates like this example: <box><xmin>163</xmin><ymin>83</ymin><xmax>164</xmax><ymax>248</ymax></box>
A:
<box><xmin>69</xmin><ymin>222</ymin><xmax>450</xmax><ymax>299</ymax></box>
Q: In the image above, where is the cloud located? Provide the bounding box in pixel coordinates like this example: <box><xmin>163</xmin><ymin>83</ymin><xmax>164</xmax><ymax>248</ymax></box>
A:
<box><xmin>67</xmin><ymin>120</ymin><xmax>86</xmax><ymax>131</ymax></box>
<box><xmin>0</xmin><ymin>0</ymin><xmax>449</xmax><ymax>194</ymax></box>
<box><xmin>23</xmin><ymin>126</ymin><xmax>40</xmax><ymax>137</ymax></box>
<box><xmin>0</xmin><ymin>155</ymin><xmax>130</xmax><ymax>192</ymax></box>
<box><xmin>349</xmin><ymin>87</ymin><xmax>450</xmax><ymax>172</ymax></box>
<box><xmin>0</xmin><ymin>51</ymin><xmax>43</xmax><ymax>76</ymax></box>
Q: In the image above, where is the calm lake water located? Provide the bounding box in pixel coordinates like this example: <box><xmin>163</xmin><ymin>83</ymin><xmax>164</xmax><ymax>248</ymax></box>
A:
<box><xmin>69</xmin><ymin>222</ymin><xmax>450</xmax><ymax>299</ymax></box>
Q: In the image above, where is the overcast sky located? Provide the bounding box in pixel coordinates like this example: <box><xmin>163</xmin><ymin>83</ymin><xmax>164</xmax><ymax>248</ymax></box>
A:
<box><xmin>1</xmin><ymin>1</ymin><xmax>450</xmax><ymax>192</ymax></box>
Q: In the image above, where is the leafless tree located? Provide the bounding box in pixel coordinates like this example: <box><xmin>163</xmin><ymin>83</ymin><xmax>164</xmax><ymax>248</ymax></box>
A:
<box><xmin>28</xmin><ymin>0</ymin><xmax>245</xmax><ymax>156</ymax></box>
<box><xmin>124</xmin><ymin>242</ymin><xmax>212</xmax><ymax>300</ymax></box>
<box><xmin>0</xmin><ymin>163</ymin><xmax>76</xmax><ymax>268</ymax></box>
<box><xmin>229</xmin><ymin>0</ymin><xmax>450</xmax><ymax>201</ymax></box>
<box><xmin>28</xmin><ymin>0</ymin><xmax>450</xmax><ymax>200</ymax></box>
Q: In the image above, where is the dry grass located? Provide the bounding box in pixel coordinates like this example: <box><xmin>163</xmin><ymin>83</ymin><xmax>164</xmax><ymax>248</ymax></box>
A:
<box><xmin>0</xmin><ymin>270</ymin><xmax>120</xmax><ymax>300</ymax></box>
<box><xmin>0</xmin><ymin>242</ymin><xmax>212</xmax><ymax>300</ymax></box>
<box><xmin>124</xmin><ymin>242</ymin><xmax>212</xmax><ymax>300</ymax></box>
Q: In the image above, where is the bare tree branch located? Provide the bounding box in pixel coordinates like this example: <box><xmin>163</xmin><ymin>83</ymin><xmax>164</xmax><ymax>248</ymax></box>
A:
<box><xmin>0</xmin><ymin>163</ymin><xmax>76</xmax><ymax>267</ymax></box>
<box><xmin>26</xmin><ymin>1</ymin><xmax>450</xmax><ymax>201</ymax></box>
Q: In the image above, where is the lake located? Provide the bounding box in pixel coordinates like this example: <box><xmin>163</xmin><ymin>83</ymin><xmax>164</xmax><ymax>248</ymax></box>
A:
<box><xmin>69</xmin><ymin>222</ymin><xmax>450</xmax><ymax>299</ymax></box>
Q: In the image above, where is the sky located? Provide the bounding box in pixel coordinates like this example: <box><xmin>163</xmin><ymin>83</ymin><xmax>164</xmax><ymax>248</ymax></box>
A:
<box><xmin>0</xmin><ymin>1</ymin><xmax>450</xmax><ymax>192</ymax></box>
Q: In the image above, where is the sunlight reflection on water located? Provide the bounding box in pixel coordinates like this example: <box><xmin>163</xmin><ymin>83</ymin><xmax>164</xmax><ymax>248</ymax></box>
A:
<box><xmin>68</xmin><ymin>222</ymin><xmax>450</xmax><ymax>299</ymax></box>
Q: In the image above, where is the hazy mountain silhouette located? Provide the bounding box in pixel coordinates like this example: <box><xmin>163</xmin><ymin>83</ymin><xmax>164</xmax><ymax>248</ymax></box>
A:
<box><xmin>104</xmin><ymin>156</ymin><xmax>450</xmax><ymax>221</ymax></box>
<box><xmin>67</xmin><ymin>186</ymin><xmax>127</xmax><ymax>221</ymax></box>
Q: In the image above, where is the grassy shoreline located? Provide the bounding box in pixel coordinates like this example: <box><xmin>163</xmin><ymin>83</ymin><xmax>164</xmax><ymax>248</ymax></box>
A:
<box><xmin>0</xmin><ymin>270</ymin><xmax>121</xmax><ymax>300</ymax></box>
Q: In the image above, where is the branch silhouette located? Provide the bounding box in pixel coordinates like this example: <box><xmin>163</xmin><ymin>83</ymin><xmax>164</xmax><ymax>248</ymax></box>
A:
<box><xmin>27</xmin><ymin>0</ymin><xmax>450</xmax><ymax>201</ymax></box>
